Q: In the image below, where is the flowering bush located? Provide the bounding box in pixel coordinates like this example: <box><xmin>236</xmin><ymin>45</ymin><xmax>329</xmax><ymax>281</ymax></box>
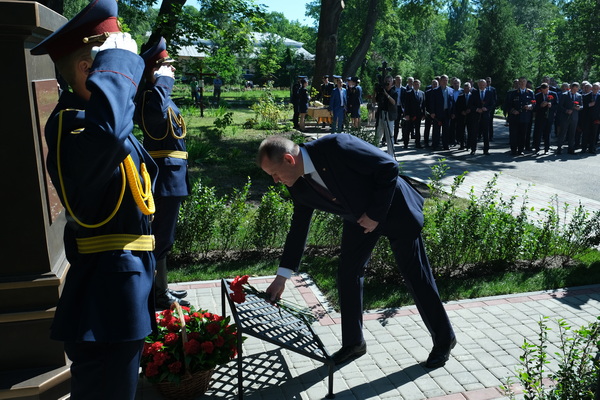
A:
<box><xmin>141</xmin><ymin>304</ymin><xmax>240</xmax><ymax>384</ymax></box>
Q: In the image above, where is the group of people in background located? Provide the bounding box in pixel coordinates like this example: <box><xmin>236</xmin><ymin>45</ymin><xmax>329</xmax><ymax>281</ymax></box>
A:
<box><xmin>290</xmin><ymin>74</ymin><xmax>363</xmax><ymax>133</ymax></box>
<box><xmin>308</xmin><ymin>73</ymin><xmax>599</xmax><ymax>157</ymax></box>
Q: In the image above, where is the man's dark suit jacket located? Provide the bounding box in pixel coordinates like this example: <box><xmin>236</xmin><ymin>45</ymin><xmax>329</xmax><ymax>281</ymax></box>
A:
<box><xmin>279</xmin><ymin>134</ymin><xmax>424</xmax><ymax>271</ymax></box>
<box><xmin>470</xmin><ymin>88</ymin><xmax>496</xmax><ymax>114</ymax></box>
<box><xmin>427</xmin><ymin>86</ymin><xmax>455</xmax><ymax>121</ymax></box>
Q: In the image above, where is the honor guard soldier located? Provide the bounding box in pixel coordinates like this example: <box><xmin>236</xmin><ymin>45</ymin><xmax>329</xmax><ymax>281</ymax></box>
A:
<box><xmin>319</xmin><ymin>74</ymin><xmax>335</xmax><ymax>106</ymax></box>
<box><xmin>31</xmin><ymin>0</ymin><xmax>157</xmax><ymax>397</ymax></box>
<box><xmin>291</xmin><ymin>75</ymin><xmax>306</xmax><ymax>129</ymax></box>
<box><xmin>135</xmin><ymin>38</ymin><xmax>191</xmax><ymax>309</ymax></box>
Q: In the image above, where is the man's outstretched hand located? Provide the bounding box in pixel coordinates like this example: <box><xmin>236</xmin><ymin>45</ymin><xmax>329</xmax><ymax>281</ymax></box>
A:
<box><xmin>265</xmin><ymin>275</ymin><xmax>287</xmax><ymax>303</ymax></box>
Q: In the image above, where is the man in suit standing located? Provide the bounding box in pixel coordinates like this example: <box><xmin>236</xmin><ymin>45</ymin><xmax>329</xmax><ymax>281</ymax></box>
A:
<box><xmin>403</xmin><ymin>79</ymin><xmax>426</xmax><ymax>148</ymax></box>
<box><xmin>328</xmin><ymin>75</ymin><xmax>347</xmax><ymax>133</ymax></box>
<box><xmin>257</xmin><ymin>134</ymin><xmax>456</xmax><ymax>368</ymax></box>
<box><xmin>454</xmin><ymin>82</ymin><xmax>473</xmax><ymax>151</ymax></box>
<box><xmin>427</xmin><ymin>74</ymin><xmax>454</xmax><ymax>150</ymax></box>
<box><xmin>582</xmin><ymin>82</ymin><xmax>600</xmax><ymax>154</ymax></box>
<box><xmin>505</xmin><ymin>77</ymin><xmax>535</xmax><ymax>155</ymax></box>
<box><xmin>392</xmin><ymin>75</ymin><xmax>406</xmax><ymax>144</ymax></box>
<box><xmin>532</xmin><ymin>83</ymin><xmax>558</xmax><ymax>154</ymax></box>
<box><xmin>423</xmin><ymin>79</ymin><xmax>439</xmax><ymax>147</ymax></box>
<box><xmin>557</xmin><ymin>82</ymin><xmax>582</xmax><ymax>154</ymax></box>
<box><xmin>470</xmin><ymin>79</ymin><xmax>496</xmax><ymax>155</ymax></box>
<box><xmin>485</xmin><ymin>77</ymin><xmax>497</xmax><ymax>141</ymax></box>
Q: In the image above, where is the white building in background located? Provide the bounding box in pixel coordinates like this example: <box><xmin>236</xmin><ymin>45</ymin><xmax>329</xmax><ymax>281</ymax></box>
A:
<box><xmin>175</xmin><ymin>32</ymin><xmax>314</xmax><ymax>79</ymax></box>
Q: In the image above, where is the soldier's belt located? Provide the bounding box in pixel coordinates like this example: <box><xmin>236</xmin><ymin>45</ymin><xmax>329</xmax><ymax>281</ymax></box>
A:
<box><xmin>148</xmin><ymin>150</ymin><xmax>188</xmax><ymax>159</ymax></box>
<box><xmin>76</xmin><ymin>234</ymin><xmax>155</xmax><ymax>254</ymax></box>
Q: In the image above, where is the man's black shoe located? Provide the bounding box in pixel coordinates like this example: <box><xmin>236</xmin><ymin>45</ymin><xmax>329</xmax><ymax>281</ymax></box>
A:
<box><xmin>169</xmin><ymin>288</ymin><xmax>188</xmax><ymax>299</ymax></box>
<box><xmin>425</xmin><ymin>337</ymin><xmax>456</xmax><ymax>369</ymax></box>
<box><xmin>331</xmin><ymin>341</ymin><xmax>367</xmax><ymax>365</ymax></box>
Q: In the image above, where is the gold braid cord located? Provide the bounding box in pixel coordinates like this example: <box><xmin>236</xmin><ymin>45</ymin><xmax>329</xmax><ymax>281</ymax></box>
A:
<box><xmin>57</xmin><ymin>110</ymin><xmax>126</xmax><ymax>228</ymax></box>
<box><xmin>124</xmin><ymin>155</ymin><xmax>155</xmax><ymax>215</ymax></box>
<box><xmin>57</xmin><ymin>110</ymin><xmax>155</xmax><ymax>228</ymax></box>
<box><xmin>141</xmin><ymin>91</ymin><xmax>186</xmax><ymax>140</ymax></box>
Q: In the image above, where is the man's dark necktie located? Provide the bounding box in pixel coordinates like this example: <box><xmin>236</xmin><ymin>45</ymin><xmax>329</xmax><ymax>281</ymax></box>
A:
<box><xmin>304</xmin><ymin>175</ymin><xmax>340</xmax><ymax>204</ymax></box>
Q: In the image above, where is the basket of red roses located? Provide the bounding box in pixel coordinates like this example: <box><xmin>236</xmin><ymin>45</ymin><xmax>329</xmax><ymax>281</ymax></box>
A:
<box><xmin>141</xmin><ymin>302</ymin><xmax>241</xmax><ymax>400</ymax></box>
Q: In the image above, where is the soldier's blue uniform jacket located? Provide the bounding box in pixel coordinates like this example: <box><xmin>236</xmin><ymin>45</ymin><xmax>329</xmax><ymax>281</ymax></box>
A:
<box><xmin>43</xmin><ymin>49</ymin><xmax>157</xmax><ymax>343</ymax></box>
<box><xmin>134</xmin><ymin>42</ymin><xmax>190</xmax><ymax>198</ymax></box>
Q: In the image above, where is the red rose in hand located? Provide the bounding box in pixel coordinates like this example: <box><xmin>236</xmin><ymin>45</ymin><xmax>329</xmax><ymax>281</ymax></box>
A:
<box><xmin>547</xmin><ymin>95</ymin><xmax>554</xmax><ymax>100</ymax></box>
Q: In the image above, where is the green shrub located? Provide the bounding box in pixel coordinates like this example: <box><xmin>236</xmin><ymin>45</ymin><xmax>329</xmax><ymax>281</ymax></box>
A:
<box><xmin>175</xmin><ymin>179</ymin><xmax>225</xmax><ymax>255</ymax></box>
<box><xmin>502</xmin><ymin>317</ymin><xmax>600</xmax><ymax>400</ymax></box>
<box><xmin>249</xmin><ymin>185</ymin><xmax>293</xmax><ymax>249</ymax></box>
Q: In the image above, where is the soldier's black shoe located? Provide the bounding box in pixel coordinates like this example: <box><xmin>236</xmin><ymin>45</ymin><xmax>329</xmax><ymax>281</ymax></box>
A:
<box><xmin>156</xmin><ymin>291</ymin><xmax>190</xmax><ymax>310</ymax></box>
<box><xmin>168</xmin><ymin>288</ymin><xmax>188</xmax><ymax>299</ymax></box>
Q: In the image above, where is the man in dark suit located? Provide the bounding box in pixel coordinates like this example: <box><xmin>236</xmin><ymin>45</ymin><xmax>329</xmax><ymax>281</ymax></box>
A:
<box><xmin>403</xmin><ymin>79</ymin><xmax>426</xmax><ymax>148</ymax></box>
<box><xmin>532</xmin><ymin>83</ymin><xmax>558</xmax><ymax>154</ymax></box>
<box><xmin>505</xmin><ymin>77</ymin><xmax>535</xmax><ymax>155</ymax></box>
<box><xmin>427</xmin><ymin>74</ymin><xmax>454</xmax><ymax>150</ymax></box>
<box><xmin>257</xmin><ymin>134</ymin><xmax>456</xmax><ymax>368</ymax></box>
<box><xmin>581</xmin><ymin>82</ymin><xmax>600</xmax><ymax>154</ymax></box>
<box><xmin>470</xmin><ymin>79</ymin><xmax>496</xmax><ymax>155</ymax></box>
<box><xmin>485</xmin><ymin>77</ymin><xmax>498</xmax><ymax>141</ymax></box>
<box><xmin>454</xmin><ymin>82</ymin><xmax>473</xmax><ymax>151</ymax></box>
<box><xmin>328</xmin><ymin>75</ymin><xmax>347</xmax><ymax>133</ymax></box>
<box><xmin>423</xmin><ymin>79</ymin><xmax>439</xmax><ymax>147</ymax></box>
<box><xmin>393</xmin><ymin>75</ymin><xmax>406</xmax><ymax>144</ymax></box>
<box><xmin>557</xmin><ymin>82</ymin><xmax>583</xmax><ymax>154</ymax></box>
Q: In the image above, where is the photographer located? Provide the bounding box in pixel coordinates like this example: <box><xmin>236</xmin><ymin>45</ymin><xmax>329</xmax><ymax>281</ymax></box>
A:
<box><xmin>374</xmin><ymin>75</ymin><xmax>397</xmax><ymax>157</ymax></box>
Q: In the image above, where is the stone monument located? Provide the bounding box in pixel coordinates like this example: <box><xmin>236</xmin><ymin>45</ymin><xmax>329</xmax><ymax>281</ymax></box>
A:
<box><xmin>0</xmin><ymin>1</ymin><xmax>71</xmax><ymax>398</ymax></box>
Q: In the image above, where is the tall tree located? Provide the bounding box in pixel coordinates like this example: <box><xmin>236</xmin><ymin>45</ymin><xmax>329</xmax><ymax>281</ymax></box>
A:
<box><xmin>472</xmin><ymin>0</ymin><xmax>527</xmax><ymax>95</ymax></box>
<box><xmin>312</xmin><ymin>0</ymin><xmax>345</xmax><ymax>86</ymax></box>
<box><xmin>341</xmin><ymin>0</ymin><xmax>380</xmax><ymax>79</ymax></box>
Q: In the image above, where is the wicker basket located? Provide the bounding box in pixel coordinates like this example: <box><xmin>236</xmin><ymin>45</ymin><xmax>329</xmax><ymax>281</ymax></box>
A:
<box><xmin>154</xmin><ymin>368</ymin><xmax>214</xmax><ymax>400</ymax></box>
<box><xmin>153</xmin><ymin>303</ymin><xmax>214</xmax><ymax>399</ymax></box>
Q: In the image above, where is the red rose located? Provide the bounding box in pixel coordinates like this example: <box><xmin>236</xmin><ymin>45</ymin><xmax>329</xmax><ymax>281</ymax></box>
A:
<box><xmin>153</xmin><ymin>351</ymin><xmax>170</xmax><ymax>366</ymax></box>
<box><xmin>548</xmin><ymin>95</ymin><xmax>554</xmax><ymax>100</ymax></box>
<box><xmin>531</xmin><ymin>100</ymin><xmax>536</xmax><ymax>104</ymax></box>
<box><xmin>142</xmin><ymin>342</ymin><xmax>152</xmax><ymax>357</ymax></box>
<box><xmin>168</xmin><ymin>361</ymin><xmax>182</xmax><ymax>374</ymax></box>
<box><xmin>164</xmin><ymin>332</ymin><xmax>179</xmax><ymax>345</ymax></box>
<box><xmin>206</xmin><ymin>322</ymin><xmax>221</xmax><ymax>335</ymax></box>
<box><xmin>230</xmin><ymin>275</ymin><xmax>249</xmax><ymax>292</ymax></box>
<box><xmin>201</xmin><ymin>341</ymin><xmax>215</xmax><ymax>354</ymax></box>
<box><xmin>594</xmin><ymin>120</ymin><xmax>600</xmax><ymax>125</ymax></box>
<box><xmin>167</xmin><ymin>321</ymin><xmax>180</xmax><ymax>332</ymax></box>
<box><xmin>188</xmin><ymin>332</ymin><xmax>200</xmax><ymax>341</ymax></box>
<box><xmin>150</xmin><ymin>341</ymin><xmax>163</xmax><ymax>355</ymax></box>
<box><xmin>183</xmin><ymin>339</ymin><xmax>201</xmax><ymax>355</ymax></box>
<box><xmin>231</xmin><ymin>290</ymin><xmax>246</xmax><ymax>304</ymax></box>
<box><xmin>214</xmin><ymin>336</ymin><xmax>225</xmax><ymax>347</ymax></box>
<box><xmin>574</xmin><ymin>101</ymin><xmax>579</xmax><ymax>105</ymax></box>
<box><xmin>144</xmin><ymin>362</ymin><xmax>160</xmax><ymax>377</ymax></box>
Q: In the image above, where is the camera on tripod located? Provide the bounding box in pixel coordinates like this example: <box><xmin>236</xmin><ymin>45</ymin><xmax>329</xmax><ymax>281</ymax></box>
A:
<box><xmin>375</xmin><ymin>61</ymin><xmax>392</xmax><ymax>103</ymax></box>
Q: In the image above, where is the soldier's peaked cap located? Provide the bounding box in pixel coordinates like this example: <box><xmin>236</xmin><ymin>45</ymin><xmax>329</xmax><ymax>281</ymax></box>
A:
<box><xmin>31</xmin><ymin>0</ymin><xmax>121</xmax><ymax>62</ymax></box>
<box><xmin>141</xmin><ymin>37</ymin><xmax>175</xmax><ymax>69</ymax></box>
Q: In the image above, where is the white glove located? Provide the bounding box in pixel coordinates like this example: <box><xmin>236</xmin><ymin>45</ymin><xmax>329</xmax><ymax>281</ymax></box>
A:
<box><xmin>154</xmin><ymin>64</ymin><xmax>175</xmax><ymax>79</ymax></box>
<box><xmin>91</xmin><ymin>32</ymin><xmax>138</xmax><ymax>60</ymax></box>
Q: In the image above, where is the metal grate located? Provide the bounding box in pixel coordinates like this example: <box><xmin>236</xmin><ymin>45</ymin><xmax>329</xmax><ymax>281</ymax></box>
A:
<box><xmin>221</xmin><ymin>279</ymin><xmax>335</xmax><ymax>399</ymax></box>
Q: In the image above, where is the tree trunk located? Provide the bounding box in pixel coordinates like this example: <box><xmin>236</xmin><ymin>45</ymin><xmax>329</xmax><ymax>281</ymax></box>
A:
<box><xmin>312</xmin><ymin>0</ymin><xmax>345</xmax><ymax>87</ymax></box>
<box><xmin>342</xmin><ymin>0</ymin><xmax>379</xmax><ymax>79</ymax></box>
<box><xmin>141</xmin><ymin>0</ymin><xmax>187</xmax><ymax>53</ymax></box>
